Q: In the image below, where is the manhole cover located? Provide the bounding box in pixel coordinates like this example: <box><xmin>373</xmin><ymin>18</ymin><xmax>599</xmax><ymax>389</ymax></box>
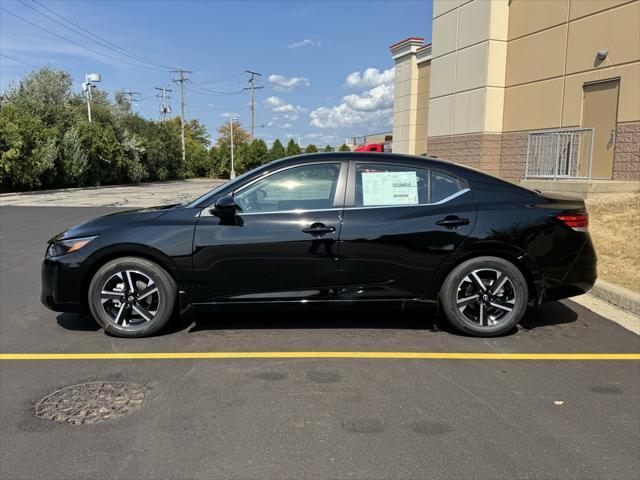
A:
<box><xmin>35</xmin><ymin>381</ymin><xmax>145</xmax><ymax>425</ymax></box>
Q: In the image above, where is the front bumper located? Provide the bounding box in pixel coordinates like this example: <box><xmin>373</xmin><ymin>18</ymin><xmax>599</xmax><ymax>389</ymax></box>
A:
<box><xmin>41</xmin><ymin>256</ymin><xmax>87</xmax><ymax>313</ymax></box>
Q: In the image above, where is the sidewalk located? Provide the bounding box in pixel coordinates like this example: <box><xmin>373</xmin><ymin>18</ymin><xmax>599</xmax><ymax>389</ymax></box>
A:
<box><xmin>0</xmin><ymin>178</ymin><xmax>226</xmax><ymax>208</ymax></box>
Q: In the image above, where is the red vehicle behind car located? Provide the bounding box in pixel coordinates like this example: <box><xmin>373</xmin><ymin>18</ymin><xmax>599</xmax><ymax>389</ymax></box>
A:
<box><xmin>354</xmin><ymin>143</ymin><xmax>388</xmax><ymax>152</ymax></box>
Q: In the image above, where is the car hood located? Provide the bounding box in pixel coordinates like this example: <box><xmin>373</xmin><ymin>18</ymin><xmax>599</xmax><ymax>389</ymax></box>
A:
<box><xmin>50</xmin><ymin>204</ymin><xmax>181</xmax><ymax>242</ymax></box>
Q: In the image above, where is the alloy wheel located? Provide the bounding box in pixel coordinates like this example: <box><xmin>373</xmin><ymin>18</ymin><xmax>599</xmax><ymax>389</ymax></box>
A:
<box><xmin>100</xmin><ymin>270</ymin><xmax>160</xmax><ymax>328</ymax></box>
<box><xmin>456</xmin><ymin>268</ymin><xmax>516</xmax><ymax>328</ymax></box>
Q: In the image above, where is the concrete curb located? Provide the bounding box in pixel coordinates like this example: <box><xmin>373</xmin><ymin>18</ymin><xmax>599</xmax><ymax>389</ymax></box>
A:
<box><xmin>588</xmin><ymin>280</ymin><xmax>640</xmax><ymax>317</ymax></box>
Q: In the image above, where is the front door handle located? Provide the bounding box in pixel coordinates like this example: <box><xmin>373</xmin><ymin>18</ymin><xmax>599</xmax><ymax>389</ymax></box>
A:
<box><xmin>436</xmin><ymin>216</ymin><xmax>470</xmax><ymax>229</ymax></box>
<box><xmin>302</xmin><ymin>223</ymin><xmax>336</xmax><ymax>236</ymax></box>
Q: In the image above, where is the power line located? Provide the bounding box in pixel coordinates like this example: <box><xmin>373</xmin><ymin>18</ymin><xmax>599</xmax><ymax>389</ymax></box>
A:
<box><xmin>185</xmin><ymin>82</ymin><xmax>244</xmax><ymax>96</ymax></box>
<box><xmin>0</xmin><ymin>53</ymin><xmax>40</xmax><ymax>69</ymax></box>
<box><xmin>191</xmin><ymin>71</ymin><xmax>245</xmax><ymax>86</ymax></box>
<box><xmin>0</xmin><ymin>7</ymin><xmax>169</xmax><ymax>72</ymax></box>
<box><xmin>26</xmin><ymin>0</ymin><xmax>178</xmax><ymax>70</ymax></box>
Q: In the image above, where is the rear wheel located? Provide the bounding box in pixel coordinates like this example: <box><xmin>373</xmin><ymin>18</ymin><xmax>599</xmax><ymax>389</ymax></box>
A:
<box><xmin>440</xmin><ymin>256</ymin><xmax>528</xmax><ymax>336</ymax></box>
<box><xmin>88</xmin><ymin>257</ymin><xmax>177</xmax><ymax>338</ymax></box>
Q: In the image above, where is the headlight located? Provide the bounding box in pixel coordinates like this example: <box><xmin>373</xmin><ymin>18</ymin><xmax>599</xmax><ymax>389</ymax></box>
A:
<box><xmin>46</xmin><ymin>236</ymin><xmax>98</xmax><ymax>257</ymax></box>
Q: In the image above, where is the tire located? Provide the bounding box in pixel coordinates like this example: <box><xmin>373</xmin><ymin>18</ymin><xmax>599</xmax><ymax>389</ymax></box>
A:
<box><xmin>88</xmin><ymin>256</ymin><xmax>177</xmax><ymax>338</ymax></box>
<box><xmin>440</xmin><ymin>256</ymin><xmax>528</xmax><ymax>337</ymax></box>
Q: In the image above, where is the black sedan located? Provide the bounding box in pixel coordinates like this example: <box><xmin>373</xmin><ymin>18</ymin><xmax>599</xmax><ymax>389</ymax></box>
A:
<box><xmin>42</xmin><ymin>153</ymin><xmax>597</xmax><ymax>338</ymax></box>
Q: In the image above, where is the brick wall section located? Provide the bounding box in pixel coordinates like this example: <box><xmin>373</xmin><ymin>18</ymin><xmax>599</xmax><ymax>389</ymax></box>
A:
<box><xmin>499</xmin><ymin>132</ymin><xmax>528</xmax><ymax>181</ymax></box>
<box><xmin>613</xmin><ymin>121</ymin><xmax>640</xmax><ymax>181</ymax></box>
<box><xmin>427</xmin><ymin>134</ymin><xmax>503</xmax><ymax>176</ymax></box>
<box><xmin>428</xmin><ymin>123</ymin><xmax>639</xmax><ymax>182</ymax></box>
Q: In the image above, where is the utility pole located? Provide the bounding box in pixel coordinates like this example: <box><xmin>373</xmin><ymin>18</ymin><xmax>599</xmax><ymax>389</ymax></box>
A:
<box><xmin>122</xmin><ymin>90</ymin><xmax>141</xmax><ymax>111</ymax></box>
<box><xmin>244</xmin><ymin>70</ymin><xmax>263</xmax><ymax>141</ymax></box>
<box><xmin>155</xmin><ymin>86</ymin><xmax>172</xmax><ymax>121</ymax></box>
<box><xmin>230</xmin><ymin>117</ymin><xmax>237</xmax><ymax>179</ymax></box>
<box><xmin>171</xmin><ymin>69</ymin><xmax>193</xmax><ymax>165</ymax></box>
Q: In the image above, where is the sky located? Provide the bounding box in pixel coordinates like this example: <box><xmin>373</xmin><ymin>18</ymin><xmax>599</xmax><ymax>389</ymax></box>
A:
<box><xmin>0</xmin><ymin>0</ymin><xmax>433</xmax><ymax>146</ymax></box>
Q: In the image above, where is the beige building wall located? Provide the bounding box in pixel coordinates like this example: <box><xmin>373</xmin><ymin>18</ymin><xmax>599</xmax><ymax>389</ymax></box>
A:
<box><xmin>421</xmin><ymin>0</ymin><xmax>639</xmax><ymax>181</ymax></box>
<box><xmin>501</xmin><ymin>0</ymin><xmax>639</xmax><ymax>181</ymax></box>
<box><xmin>427</xmin><ymin>0</ymin><xmax>508</xmax><ymax>175</ymax></box>
<box><xmin>390</xmin><ymin>38</ymin><xmax>431</xmax><ymax>155</ymax></box>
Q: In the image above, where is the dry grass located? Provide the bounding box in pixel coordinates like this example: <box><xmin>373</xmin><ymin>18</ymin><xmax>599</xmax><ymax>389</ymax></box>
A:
<box><xmin>586</xmin><ymin>192</ymin><xmax>640</xmax><ymax>293</ymax></box>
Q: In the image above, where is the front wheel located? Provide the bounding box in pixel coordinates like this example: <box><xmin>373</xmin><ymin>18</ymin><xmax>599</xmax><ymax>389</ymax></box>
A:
<box><xmin>440</xmin><ymin>256</ymin><xmax>528</xmax><ymax>337</ymax></box>
<box><xmin>88</xmin><ymin>257</ymin><xmax>177</xmax><ymax>338</ymax></box>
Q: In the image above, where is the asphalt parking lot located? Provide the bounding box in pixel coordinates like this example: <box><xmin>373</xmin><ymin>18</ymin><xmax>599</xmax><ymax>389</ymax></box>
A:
<box><xmin>1</xmin><ymin>205</ymin><xmax>639</xmax><ymax>480</ymax></box>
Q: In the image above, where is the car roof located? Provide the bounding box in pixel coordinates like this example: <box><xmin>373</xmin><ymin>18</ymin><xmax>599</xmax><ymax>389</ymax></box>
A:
<box><xmin>268</xmin><ymin>152</ymin><xmax>504</xmax><ymax>183</ymax></box>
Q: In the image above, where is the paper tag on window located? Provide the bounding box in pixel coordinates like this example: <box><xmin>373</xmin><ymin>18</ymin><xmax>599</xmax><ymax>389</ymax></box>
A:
<box><xmin>361</xmin><ymin>171</ymin><xmax>419</xmax><ymax>206</ymax></box>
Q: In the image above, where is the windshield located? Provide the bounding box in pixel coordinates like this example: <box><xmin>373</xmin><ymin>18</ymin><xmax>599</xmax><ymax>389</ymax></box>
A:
<box><xmin>184</xmin><ymin>161</ymin><xmax>276</xmax><ymax>208</ymax></box>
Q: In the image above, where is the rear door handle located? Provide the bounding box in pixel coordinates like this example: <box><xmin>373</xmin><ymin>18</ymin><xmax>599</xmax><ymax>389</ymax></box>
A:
<box><xmin>302</xmin><ymin>223</ymin><xmax>336</xmax><ymax>236</ymax></box>
<box><xmin>436</xmin><ymin>216</ymin><xmax>470</xmax><ymax>229</ymax></box>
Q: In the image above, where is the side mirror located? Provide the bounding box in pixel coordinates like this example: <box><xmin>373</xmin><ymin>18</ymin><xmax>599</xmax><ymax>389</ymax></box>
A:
<box><xmin>213</xmin><ymin>194</ymin><xmax>239</xmax><ymax>217</ymax></box>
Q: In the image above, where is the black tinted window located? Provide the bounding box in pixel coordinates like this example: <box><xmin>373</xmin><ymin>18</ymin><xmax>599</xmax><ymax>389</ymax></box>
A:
<box><xmin>430</xmin><ymin>171</ymin><xmax>464</xmax><ymax>203</ymax></box>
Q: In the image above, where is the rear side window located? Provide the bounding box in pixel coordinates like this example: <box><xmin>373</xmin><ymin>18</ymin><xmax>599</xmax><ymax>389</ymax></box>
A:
<box><xmin>354</xmin><ymin>163</ymin><xmax>464</xmax><ymax>207</ymax></box>
<box><xmin>355</xmin><ymin>164</ymin><xmax>429</xmax><ymax>207</ymax></box>
<box><xmin>431</xmin><ymin>171</ymin><xmax>464</xmax><ymax>203</ymax></box>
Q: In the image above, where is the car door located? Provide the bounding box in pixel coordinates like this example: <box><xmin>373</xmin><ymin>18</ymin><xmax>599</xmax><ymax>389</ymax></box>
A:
<box><xmin>190</xmin><ymin>161</ymin><xmax>347</xmax><ymax>304</ymax></box>
<box><xmin>337</xmin><ymin>161</ymin><xmax>477</xmax><ymax>300</ymax></box>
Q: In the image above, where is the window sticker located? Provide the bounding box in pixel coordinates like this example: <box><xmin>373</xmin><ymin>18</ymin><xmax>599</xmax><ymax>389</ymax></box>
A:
<box><xmin>361</xmin><ymin>171</ymin><xmax>419</xmax><ymax>206</ymax></box>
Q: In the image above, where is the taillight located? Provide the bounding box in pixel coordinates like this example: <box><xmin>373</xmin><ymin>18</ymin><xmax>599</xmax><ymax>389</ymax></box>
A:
<box><xmin>556</xmin><ymin>213</ymin><xmax>588</xmax><ymax>232</ymax></box>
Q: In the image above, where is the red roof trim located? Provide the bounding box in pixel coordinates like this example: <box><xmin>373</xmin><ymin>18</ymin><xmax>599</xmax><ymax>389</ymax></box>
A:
<box><xmin>389</xmin><ymin>37</ymin><xmax>424</xmax><ymax>49</ymax></box>
<box><xmin>416</xmin><ymin>42</ymin><xmax>432</xmax><ymax>51</ymax></box>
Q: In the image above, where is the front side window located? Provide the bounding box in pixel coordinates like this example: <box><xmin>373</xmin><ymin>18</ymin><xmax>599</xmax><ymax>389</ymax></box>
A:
<box><xmin>355</xmin><ymin>164</ymin><xmax>429</xmax><ymax>207</ymax></box>
<box><xmin>234</xmin><ymin>163</ymin><xmax>341</xmax><ymax>213</ymax></box>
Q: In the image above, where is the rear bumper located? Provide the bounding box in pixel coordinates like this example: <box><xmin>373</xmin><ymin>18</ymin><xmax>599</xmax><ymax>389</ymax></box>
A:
<box><xmin>543</xmin><ymin>236</ymin><xmax>597</xmax><ymax>302</ymax></box>
<box><xmin>41</xmin><ymin>256</ymin><xmax>87</xmax><ymax>313</ymax></box>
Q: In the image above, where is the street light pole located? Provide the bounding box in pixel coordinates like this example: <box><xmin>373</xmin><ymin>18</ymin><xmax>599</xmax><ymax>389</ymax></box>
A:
<box><xmin>230</xmin><ymin>117</ymin><xmax>237</xmax><ymax>179</ymax></box>
<box><xmin>86</xmin><ymin>88</ymin><xmax>92</xmax><ymax>123</ymax></box>
<box><xmin>82</xmin><ymin>73</ymin><xmax>101</xmax><ymax>123</ymax></box>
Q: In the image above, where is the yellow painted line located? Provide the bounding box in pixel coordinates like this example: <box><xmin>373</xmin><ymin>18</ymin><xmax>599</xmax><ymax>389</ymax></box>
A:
<box><xmin>0</xmin><ymin>352</ymin><xmax>639</xmax><ymax>361</ymax></box>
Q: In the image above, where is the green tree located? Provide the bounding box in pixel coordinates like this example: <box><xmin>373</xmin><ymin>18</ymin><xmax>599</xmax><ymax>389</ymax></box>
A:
<box><xmin>184</xmin><ymin>119</ymin><xmax>212</xmax><ymax>177</ymax></box>
<box><xmin>0</xmin><ymin>66</ymin><xmax>217</xmax><ymax>191</ymax></box>
<box><xmin>216</xmin><ymin>120</ymin><xmax>250</xmax><ymax>150</ymax></box>
<box><xmin>3</xmin><ymin>67</ymin><xmax>73</xmax><ymax>128</ymax></box>
<box><xmin>338</xmin><ymin>143</ymin><xmax>351</xmax><ymax>152</ymax></box>
<box><xmin>243</xmin><ymin>139</ymin><xmax>270</xmax><ymax>171</ymax></box>
<box><xmin>270</xmin><ymin>138</ymin><xmax>285</xmax><ymax>160</ymax></box>
<box><xmin>323</xmin><ymin>145</ymin><xmax>334</xmax><ymax>152</ymax></box>
<box><xmin>286</xmin><ymin>138</ymin><xmax>301</xmax><ymax>157</ymax></box>
<box><xmin>211</xmin><ymin>143</ymin><xmax>231</xmax><ymax>178</ymax></box>
<box><xmin>0</xmin><ymin>103</ymin><xmax>56</xmax><ymax>191</ymax></box>
<box><xmin>304</xmin><ymin>144</ymin><xmax>318</xmax><ymax>153</ymax></box>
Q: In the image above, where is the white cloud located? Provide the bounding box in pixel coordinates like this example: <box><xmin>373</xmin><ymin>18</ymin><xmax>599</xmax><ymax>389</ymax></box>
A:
<box><xmin>264</xmin><ymin>96</ymin><xmax>306</xmax><ymax>116</ymax></box>
<box><xmin>219</xmin><ymin>112</ymin><xmax>239</xmax><ymax>118</ymax></box>
<box><xmin>310</xmin><ymin>104</ymin><xmax>392</xmax><ymax>129</ymax></box>
<box><xmin>345</xmin><ymin>68</ymin><xmax>394</xmax><ymax>88</ymax></box>
<box><xmin>265</xmin><ymin>96</ymin><xmax>283</xmax><ymax>108</ymax></box>
<box><xmin>268</xmin><ymin>74</ymin><xmax>310</xmax><ymax>91</ymax></box>
<box><xmin>282</xmin><ymin>122</ymin><xmax>292</xmax><ymax>128</ymax></box>
<box><xmin>342</xmin><ymin>83</ymin><xmax>394</xmax><ymax>111</ymax></box>
<box><xmin>310</xmin><ymin>66</ymin><xmax>395</xmax><ymax>129</ymax></box>
<box><xmin>287</xmin><ymin>39</ymin><xmax>321</xmax><ymax>49</ymax></box>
